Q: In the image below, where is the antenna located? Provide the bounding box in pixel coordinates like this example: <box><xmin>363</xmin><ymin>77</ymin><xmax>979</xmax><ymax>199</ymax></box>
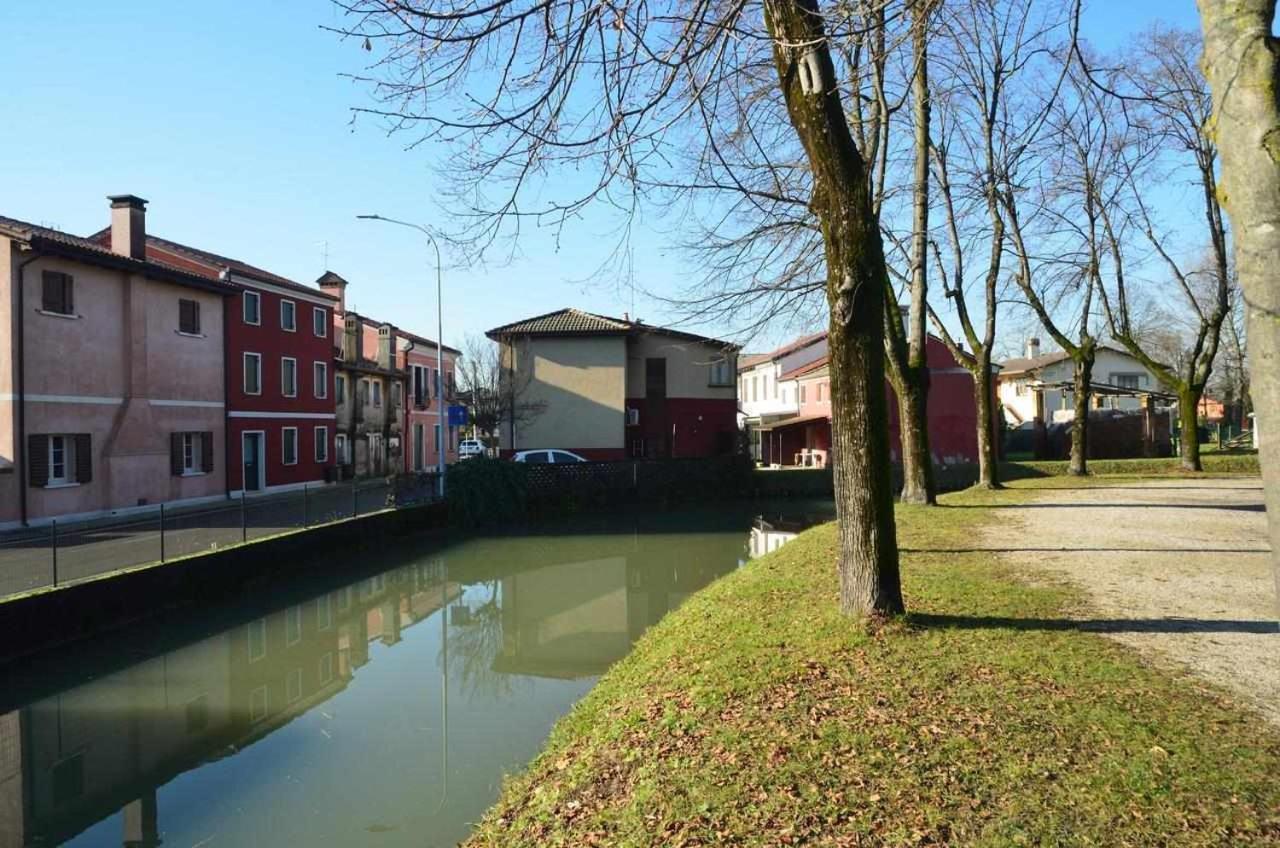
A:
<box><xmin>317</xmin><ymin>240</ymin><xmax>330</xmax><ymax>271</ymax></box>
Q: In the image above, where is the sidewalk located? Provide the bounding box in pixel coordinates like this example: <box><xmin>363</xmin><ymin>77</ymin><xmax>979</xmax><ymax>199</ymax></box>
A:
<box><xmin>0</xmin><ymin>480</ymin><xmax>404</xmax><ymax>601</ymax></box>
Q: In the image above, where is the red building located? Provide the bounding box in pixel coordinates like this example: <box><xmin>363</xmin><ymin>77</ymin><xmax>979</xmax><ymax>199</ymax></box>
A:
<box><xmin>748</xmin><ymin>333</ymin><xmax>990</xmax><ymax>468</ymax></box>
<box><xmin>92</xmin><ymin>233</ymin><xmax>339</xmax><ymax>494</ymax></box>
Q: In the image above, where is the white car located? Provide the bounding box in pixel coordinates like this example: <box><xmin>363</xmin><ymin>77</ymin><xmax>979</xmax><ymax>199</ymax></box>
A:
<box><xmin>458</xmin><ymin>438</ymin><xmax>486</xmax><ymax>459</ymax></box>
<box><xmin>511</xmin><ymin>449</ymin><xmax>589</xmax><ymax>464</ymax></box>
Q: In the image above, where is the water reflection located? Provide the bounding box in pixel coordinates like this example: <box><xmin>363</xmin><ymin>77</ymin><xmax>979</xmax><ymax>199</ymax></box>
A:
<box><xmin>0</xmin><ymin>505</ymin><xmax>830</xmax><ymax>848</ymax></box>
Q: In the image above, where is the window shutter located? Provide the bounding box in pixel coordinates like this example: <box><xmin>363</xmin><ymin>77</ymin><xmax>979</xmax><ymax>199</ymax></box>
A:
<box><xmin>28</xmin><ymin>434</ymin><xmax>49</xmax><ymax>487</ymax></box>
<box><xmin>74</xmin><ymin>434</ymin><xmax>92</xmax><ymax>484</ymax></box>
<box><xmin>41</xmin><ymin>272</ymin><xmax>57</xmax><ymax>312</ymax></box>
<box><xmin>171</xmin><ymin>433</ymin><xmax>184</xmax><ymax>476</ymax></box>
<box><xmin>201</xmin><ymin>431</ymin><xmax>214</xmax><ymax>473</ymax></box>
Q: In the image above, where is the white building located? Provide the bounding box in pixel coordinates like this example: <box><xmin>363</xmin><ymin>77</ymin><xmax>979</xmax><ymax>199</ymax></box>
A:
<box><xmin>998</xmin><ymin>338</ymin><xmax>1167</xmax><ymax>425</ymax></box>
<box><xmin>737</xmin><ymin>332</ymin><xmax>826</xmax><ymax>461</ymax></box>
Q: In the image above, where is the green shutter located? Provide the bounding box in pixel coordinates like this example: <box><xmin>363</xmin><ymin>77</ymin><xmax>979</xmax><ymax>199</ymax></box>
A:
<box><xmin>201</xmin><ymin>432</ymin><xmax>214</xmax><ymax>473</ymax></box>
<box><xmin>27</xmin><ymin>434</ymin><xmax>49</xmax><ymax>487</ymax></box>
<box><xmin>74</xmin><ymin>434</ymin><xmax>92</xmax><ymax>484</ymax></box>
<box><xmin>171</xmin><ymin>433</ymin><xmax>184</xmax><ymax>476</ymax></box>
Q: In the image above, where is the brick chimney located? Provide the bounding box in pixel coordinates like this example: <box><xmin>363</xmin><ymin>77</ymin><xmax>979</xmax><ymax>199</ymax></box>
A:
<box><xmin>108</xmin><ymin>195</ymin><xmax>148</xmax><ymax>259</ymax></box>
<box><xmin>1025</xmin><ymin>337</ymin><xmax>1041</xmax><ymax>359</ymax></box>
<box><xmin>317</xmin><ymin>271</ymin><xmax>348</xmax><ymax>316</ymax></box>
<box><xmin>377</xmin><ymin>324</ymin><xmax>396</xmax><ymax>369</ymax></box>
<box><xmin>343</xmin><ymin>316</ymin><xmax>360</xmax><ymax>362</ymax></box>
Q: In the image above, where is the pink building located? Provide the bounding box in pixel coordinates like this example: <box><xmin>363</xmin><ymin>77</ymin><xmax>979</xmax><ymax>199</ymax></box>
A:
<box><xmin>0</xmin><ymin>197</ymin><xmax>236</xmax><ymax>527</ymax></box>
<box><xmin>397</xmin><ymin>328</ymin><xmax>461</xmax><ymax>473</ymax></box>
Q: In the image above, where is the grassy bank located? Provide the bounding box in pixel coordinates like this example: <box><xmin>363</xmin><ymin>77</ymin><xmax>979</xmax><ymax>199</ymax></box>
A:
<box><xmin>465</xmin><ymin>485</ymin><xmax>1279</xmax><ymax>846</ymax></box>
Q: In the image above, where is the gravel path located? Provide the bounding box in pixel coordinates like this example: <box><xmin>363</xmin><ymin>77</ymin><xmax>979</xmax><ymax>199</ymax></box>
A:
<box><xmin>990</xmin><ymin>477</ymin><xmax>1279</xmax><ymax>726</ymax></box>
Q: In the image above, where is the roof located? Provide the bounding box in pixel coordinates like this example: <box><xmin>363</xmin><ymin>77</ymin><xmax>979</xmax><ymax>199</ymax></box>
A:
<box><xmin>85</xmin><ymin>228</ymin><xmax>336</xmax><ymax>301</ymax></box>
<box><xmin>0</xmin><ymin>215</ymin><xmax>236</xmax><ymax>296</ymax></box>
<box><xmin>759</xmin><ymin>412</ymin><xmax>830</xmax><ymax>430</ymax></box>
<box><xmin>999</xmin><ymin>345</ymin><xmax>1135</xmax><ymax>377</ymax></box>
<box><xmin>780</xmin><ymin>356</ymin><xmax>829</xmax><ymax>381</ymax></box>
<box><xmin>737</xmin><ymin>331</ymin><xmax>827</xmax><ymax>373</ymax></box>
<box><xmin>486</xmin><ymin>307</ymin><xmax>739</xmax><ymax>349</ymax></box>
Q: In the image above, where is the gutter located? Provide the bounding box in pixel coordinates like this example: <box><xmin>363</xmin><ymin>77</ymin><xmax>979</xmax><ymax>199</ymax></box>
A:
<box><xmin>15</xmin><ymin>246</ymin><xmax>44</xmax><ymax>526</ymax></box>
<box><xmin>221</xmin><ymin>267</ymin><xmax>233</xmax><ymax>499</ymax></box>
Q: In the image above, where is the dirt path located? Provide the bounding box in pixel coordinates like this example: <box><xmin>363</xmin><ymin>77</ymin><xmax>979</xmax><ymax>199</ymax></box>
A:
<box><xmin>990</xmin><ymin>477</ymin><xmax>1279</xmax><ymax>725</ymax></box>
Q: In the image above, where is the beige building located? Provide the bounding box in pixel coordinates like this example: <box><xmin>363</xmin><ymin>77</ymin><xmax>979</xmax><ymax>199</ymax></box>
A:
<box><xmin>487</xmin><ymin>308</ymin><xmax>739</xmax><ymax>460</ymax></box>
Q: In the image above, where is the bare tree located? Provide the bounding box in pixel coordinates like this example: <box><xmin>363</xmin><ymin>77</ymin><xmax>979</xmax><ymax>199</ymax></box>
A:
<box><xmin>332</xmin><ymin>0</ymin><xmax>905</xmax><ymax>617</ymax></box>
<box><xmin>1091</xmin><ymin>26</ymin><xmax>1231</xmax><ymax>472</ymax></box>
<box><xmin>1195</xmin><ymin>0</ymin><xmax>1280</xmax><ymax>614</ymax></box>
<box><xmin>456</xmin><ymin>334</ymin><xmax>545</xmax><ymax>443</ymax></box>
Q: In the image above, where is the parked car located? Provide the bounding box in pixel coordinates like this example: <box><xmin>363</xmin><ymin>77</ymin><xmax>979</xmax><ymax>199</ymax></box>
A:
<box><xmin>511</xmin><ymin>449</ymin><xmax>589</xmax><ymax>464</ymax></box>
<box><xmin>458</xmin><ymin>438</ymin><xmax>486</xmax><ymax>460</ymax></box>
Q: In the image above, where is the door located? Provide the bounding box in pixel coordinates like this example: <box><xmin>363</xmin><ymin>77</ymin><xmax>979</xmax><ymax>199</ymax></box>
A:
<box><xmin>242</xmin><ymin>432</ymin><xmax>263</xmax><ymax>492</ymax></box>
<box><xmin>644</xmin><ymin>358</ymin><xmax>669</xmax><ymax>458</ymax></box>
<box><xmin>413</xmin><ymin>424</ymin><xmax>425</xmax><ymax>472</ymax></box>
<box><xmin>369</xmin><ymin>434</ymin><xmax>384</xmax><ymax>475</ymax></box>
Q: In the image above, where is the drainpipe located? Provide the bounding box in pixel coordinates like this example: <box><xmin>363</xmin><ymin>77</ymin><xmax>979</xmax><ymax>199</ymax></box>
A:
<box><xmin>15</xmin><ymin>246</ymin><xmax>44</xmax><ymax>527</ymax></box>
<box><xmin>404</xmin><ymin>338</ymin><xmax>416</xmax><ymax>473</ymax></box>
<box><xmin>221</xmin><ymin>268</ymin><xmax>233</xmax><ymax>499</ymax></box>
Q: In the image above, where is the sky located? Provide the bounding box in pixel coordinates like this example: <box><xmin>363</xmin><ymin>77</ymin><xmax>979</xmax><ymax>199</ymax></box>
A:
<box><xmin>0</xmin><ymin>0</ymin><xmax>1202</xmax><ymax>354</ymax></box>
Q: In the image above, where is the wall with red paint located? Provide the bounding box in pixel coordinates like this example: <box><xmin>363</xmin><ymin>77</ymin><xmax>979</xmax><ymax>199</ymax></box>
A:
<box><xmin>624</xmin><ymin>398</ymin><xmax>738</xmax><ymax>458</ymax></box>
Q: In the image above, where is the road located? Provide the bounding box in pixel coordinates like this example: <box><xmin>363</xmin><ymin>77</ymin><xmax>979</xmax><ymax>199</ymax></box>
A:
<box><xmin>0</xmin><ymin>482</ymin><xmax>398</xmax><ymax>600</ymax></box>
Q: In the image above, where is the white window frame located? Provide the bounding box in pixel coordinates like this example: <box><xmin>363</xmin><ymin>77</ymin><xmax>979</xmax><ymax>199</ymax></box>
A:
<box><xmin>313</xmin><ymin>306</ymin><xmax>327</xmax><ymax>337</ymax></box>
<box><xmin>48</xmin><ymin>435</ymin><xmax>75</xmax><ymax>486</ymax></box>
<box><xmin>314</xmin><ymin>361</ymin><xmax>328</xmax><ymax>399</ymax></box>
<box><xmin>315</xmin><ymin>426</ymin><xmax>329</xmax><ymax>463</ymax></box>
<box><xmin>286</xmin><ymin>667</ymin><xmax>303</xmax><ymax>704</ymax></box>
<box><xmin>282</xmin><ymin>427</ymin><xmax>299</xmax><ymax>466</ymax></box>
<box><xmin>281</xmin><ymin>357</ymin><xmax>298</xmax><ymax>398</ymax></box>
<box><xmin>248</xmin><ymin>618</ymin><xmax>267</xmax><ymax>662</ymax></box>
<box><xmin>372</xmin><ymin>381</ymin><xmax>382</xmax><ymax>407</ymax></box>
<box><xmin>335</xmin><ymin>373</ymin><xmax>346</xmax><ymax>403</ymax></box>
<box><xmin>335</xmin><ymin>432</ymin><xmax>349</xmax><ymax>464</ymax></box>
<box><xmin>249</xmin><ymin>685</ymin><xmax>268</xmax><ymax>722</ymax></box>
<box><xmin>286</xmin><ymin>604</ymin><xmax>302</xmax><ymax>645</ymax></box>
<box><xmin>709</xmin><ymin>359</ymin><xmax>733</xmax><ymax>387</ymax></box>
<box><xmin>181</xmin><ymin>432</ymin><xmax>205</xmax><ymax>476</ymax></box>
<box><xmin>243</xmin><ymin>291</ymin><xmax>261</xmax><ymax>326</ymax></box>
<box><xmin>316</xmin><ymin>595</ymin><xmax>333</xmax><ymax>631</ymax></box>
<box><xmin>243</xmin><ymin>352</ymin><xmax>262</xmax><ymax>395</ymax></box>
<box><xmin>280</xmin><ymin>299</ymin><xmax>297</xmax><ymax>332</ymax></box>
<box><xmin>319</xmin><ymin>652</ymin><xmax>334</xmax><ymax>685</ymax></box>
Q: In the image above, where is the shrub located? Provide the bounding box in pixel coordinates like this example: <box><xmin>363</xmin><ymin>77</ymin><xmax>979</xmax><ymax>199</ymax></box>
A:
<box><xmin>446</xmin><ymin>458</ymin><xmax>529</xmax><ymax>529</ymax></box>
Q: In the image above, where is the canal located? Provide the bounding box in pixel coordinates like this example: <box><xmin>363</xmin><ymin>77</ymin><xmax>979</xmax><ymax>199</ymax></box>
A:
<box><xmin>0</xmin><ymin>501</ymin><xmax>834</xmax><ymax>847</ymax></box>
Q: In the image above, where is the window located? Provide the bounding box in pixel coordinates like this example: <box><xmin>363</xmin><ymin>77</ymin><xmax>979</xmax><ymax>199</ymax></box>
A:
<box><xmin>286</xmin><ymin>668</ymin><xmax>303</xmax><ymax>703</ymax></box>
<box><xmin>281</xmin><ymin>357</ymin><xmax>298</xmax><ymax>397</ymax></box>
<box><xmin>434</xmin><ymin>423</ymin><xmax>442</xmax><ymax>454</ymax></box>
<box><xmin>357</xmin><ymin>379</ymin><xmax>368</xmax><ymax>407</ymax></box>
<box><xmin>286</xmin><ymin>605</ymin><xmax>302</xmax><ymax>645</ymax></box>
<box><xmin>315</xmin><ymin>426</ymin><xmax>329</xmax><ymax>463</ymax></box>
<box><xmin>336</xmin><ymin>433</ymin><xmax>349</xmax><ymax>465</ymax></box>
<box><xmin>48</xmin><ymin>435</ymin><xmax>74</xmax><ymax>486</ymax></box>
<box><xmin>1015</xmin><ymin>379</ymin><xmax>1029</xmax><ymax>396</ymax></box>
<box><xmin>335</xmin><ymin>373</ymin><xmax>346</xmax><ymax>403</ymax></box>
<box><xmin>523</xmin><ymin>451</ymin><xmax>550</xmax><ymax>464</ymax></box>
<box><xmin>817</xmin><ymin>383</ymin><xmax>824</xmax><ymax>403</ymax></box>
<box><xmin>173</xmin><ymin>431</ymin><xmax>212</xmax><ymax>476</ymax></box>
<box><xmin>337</xmin><ymin>586</ymin><xmax>352</xmax><ymax>611</ymax></box>
<box><xmin>314</xmin><ymin>362</ymin><xmax>328</xmax><ymax>399</ymax></box>
<box><xmin>179</xmin><ymin>298</ymin><xmax>201</xmax><ymax>334</ymax></box>
<box><xmin>244</xmin><ymin>353</ymin><xmax>262</xmax><ymax>395</ymax></box>
<box><xmin>411</xmin><ymin>365</ymin><xmax>429</xmax><ymax>408</ymax></box>
<box><xmin>249</xmin><ymin>685</ymin><xmax>268</xmax><ymax>722</ymax></box>
<box><xmin>371</xmin><ymin>381</ymin><xmax>382</xmax><ymax>407</ymax></box>
<box><xmin>282</xmin><ymin>427</ymin><xmax>298</xmax><ymax>465</ymax></box>
<box><xmin>319</xmin><ymin>652</ymin><xmax>334</xmax><ymax>685</ymax></box>
<box><xmin>391</xmin><ymin>382</ymin><xmax>401</xmax><ymax>407</ymax></box>
<box><xmin>313</xmin><ymin>306</ymin><xmax>327</xmax><ymax>337</ymax></box>
<box><xmin>248</xmin><ymin>618</ymin><xmax>267</xmax><ymax>662</ymax></box>
<box><xmin>433</xmin><ymin>368</ymin><xmax>442</xmax><ymax>399</ymax></box>
<box><xmin>752</xmin><ymin>376</ymin><xmax>758</xmax><ymax>402</ymax></box>
<box><xmin>52</xmin><ymin>753</ymin><xmax>84</xmax><ymax>806</ymax></box>
<box><xmin>41</xmin><ymin>270</ymin><xmax>74</xmax><ymax>315</ymax></box>
<box><xmin>243</xmin><ymin>291</ymin><xmax>261</xmax><ymax>325</ymax></box>
<box><xmin>709</xmin><ymin>358</ymin><xmax>733</xmax><ymax>386</ymax></box>
<box><xmin>800</xmin><ymin>384</ymin><xmax>807</xmax><ymax>403</ymax></box>
<box><xmin>316</xmin><ymin>595</ymin><xmax>333</xmax><ymax>631</ymax></box>
<box><xmin>1113</xmin><ymin>373</ymin><xmax>1142</xmax><ymax>390</ymax></box>
<box><xmin>280</xmin><ymin>299</ymin><xmax>297</xmax><ymax>331</ymax></box>
<box><xmin>551</xmin><ymin>450</ymin><xmax>584</xmax><ymax>464</ymax></box>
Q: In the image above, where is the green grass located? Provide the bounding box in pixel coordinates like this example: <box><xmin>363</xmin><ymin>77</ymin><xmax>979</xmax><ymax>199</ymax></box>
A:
<box><xmin>1004</xmin><ymin>453</ymin><xmax>1259</xmax><ymax>478</ymax></box>
<box><xmin>465</xmin><ymin>485</ymin><xmax>1280</xmax><ymax>847</ymax></box>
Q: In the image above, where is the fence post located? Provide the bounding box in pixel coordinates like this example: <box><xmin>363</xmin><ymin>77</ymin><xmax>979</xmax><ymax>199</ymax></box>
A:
<box><xmin>241</xmin><ymin>490</ymin><xmax>247</xmax><ymax>542</ymax></box>
<box><xmin>159</xmin><ymin>503</ymin><xmax>166</xmax><ymax>563</ymax></box>
<box><xmin>303</xmin><ymin>483</ymin><xmax>309</xmax><ymax>528</ymax></box>
<box><xmin>353</xmin><ymin>480</ymin><xmax>359</xmax><ymax>519</ymax></box>
<box><xmin>50</xmin><ymin>520</ymin><xmax>58</xmax><ymax>588</ymax></box>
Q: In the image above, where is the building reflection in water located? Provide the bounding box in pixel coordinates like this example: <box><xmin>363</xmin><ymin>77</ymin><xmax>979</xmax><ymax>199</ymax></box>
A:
<box><xmin>0</xmin><ymin>512</ymin><xmax>767</xmax><ymax>847</ymax></box>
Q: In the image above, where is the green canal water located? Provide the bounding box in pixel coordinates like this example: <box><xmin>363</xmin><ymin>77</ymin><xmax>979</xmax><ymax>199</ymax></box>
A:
<box><xmin>0</xmin><ymin>501</ymin><xmax>834</xmax><ymax>847</ymax></box>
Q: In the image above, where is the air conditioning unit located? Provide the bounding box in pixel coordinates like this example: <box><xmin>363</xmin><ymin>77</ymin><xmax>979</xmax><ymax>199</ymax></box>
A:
<box><xmin>627</xmin><ymin>408</ymin><xmax>640</xmax><ymax>426</ymax></box>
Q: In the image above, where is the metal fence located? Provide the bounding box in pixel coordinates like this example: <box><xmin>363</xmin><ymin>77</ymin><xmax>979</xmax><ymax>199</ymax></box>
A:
<box><xmin>0</xmin><ymin>477</ymin><xmax>436</xmax><ymax>602</ymax></box>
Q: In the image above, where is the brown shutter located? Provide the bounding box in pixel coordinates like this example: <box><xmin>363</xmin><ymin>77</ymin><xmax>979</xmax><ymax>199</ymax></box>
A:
<box><xmin>201</xmin><ymin>431</ymin><xmax>214</xmax><ymax>473</ymax></box>
<box><xmin>28</xmin><ymin>434</ymin><xmax>49</xmax><ymax>487</ymax></box>
<box><xmin>74</xmin><ymin>434</ymin><xmax>92</xmax><ymax>484</ymax></box>
<box><xmin>171</xmin><ymin>433</ymin><xmax>184</xmax><ymax>476</ymax></box>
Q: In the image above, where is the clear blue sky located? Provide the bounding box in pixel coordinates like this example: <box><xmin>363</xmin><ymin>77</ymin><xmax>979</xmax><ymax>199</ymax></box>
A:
<box><xmin>0</xmin><ymin>1</ymin><xmax>1200</xmax><ymax>352</ymax></box>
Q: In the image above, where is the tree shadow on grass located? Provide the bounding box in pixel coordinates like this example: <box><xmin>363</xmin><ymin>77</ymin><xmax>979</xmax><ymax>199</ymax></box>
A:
<box><xmin>942</xmin><ymin>502</ymin><xmax>1266</xmax><ymax>512</ymax></box>
<box><xmin>911</xmin><ymin>612</ymin><xmax>1280</xmax><ymax>635</ymax></box>
<box><xmin>902</xmin><ymin>546</ymin><xmax>1270</xmax><ymax>554</ymax></box>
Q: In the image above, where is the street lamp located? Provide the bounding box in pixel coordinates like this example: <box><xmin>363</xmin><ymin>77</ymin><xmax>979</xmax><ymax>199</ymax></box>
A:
<box><xmin>356</xmin><ymin>214</ymin><xmax>447</xmax><ymax>498</ymax></box>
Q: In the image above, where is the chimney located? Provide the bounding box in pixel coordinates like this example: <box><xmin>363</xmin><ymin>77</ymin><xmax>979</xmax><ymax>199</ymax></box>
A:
<box><xmin>107</xmin><ymin>194</ymin><xmax>148</xmax><ymax>259</ymax></box>
<box><xmin>343</xmin><ymin>316</ymin><xmax>360</xmax><ymax>362</ymax></box>
<box><xmin>378</xmin><ymin>324</ymin><xmax>396</xmax><ymax>369</ymax></box>
<box><xmin>1025</xmin><ymin>337</ymin><xmax>1041</xmax><ymax>359</ymax></box>
<box><xmin>317</xmin><ymin>271</ymin><xmax>348</xmax><ymax>316</ymax></box>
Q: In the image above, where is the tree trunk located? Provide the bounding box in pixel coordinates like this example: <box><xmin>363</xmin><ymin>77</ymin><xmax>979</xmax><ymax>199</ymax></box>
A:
<box><xmin>1178</xmin><ymin>387</ymin><xmax>1203</xmax><ymax>472</ymax></box>
<box><xmin>897</xmin><ymin>373</ymin><xmax>935</xmax><ymax>504</ymax></box>
<box><xmin>766</xmin><ymin>0</ymin><xmax>903</xmax><ymax>618</ymax></box>
<box><xmin>1197</xmin><ymin>0</ymin><xmax>1280</xmax><ymax>617</ymax></box>
<box><xmin>973</xmin><ymin>358</ymin><xmax>1001</xmax><ymax>489</ymax></box>
<box><xmin>1069</xmin><ymin>356</ymin><xmax>1093</xmax><ymax>476</ymax></box>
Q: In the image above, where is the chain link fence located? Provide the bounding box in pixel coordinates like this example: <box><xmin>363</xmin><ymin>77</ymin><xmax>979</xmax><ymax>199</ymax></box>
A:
<box><xmin>0</xmin><ymin>477</ymin><xmax>435</xmax><ymax>602</ymax></box>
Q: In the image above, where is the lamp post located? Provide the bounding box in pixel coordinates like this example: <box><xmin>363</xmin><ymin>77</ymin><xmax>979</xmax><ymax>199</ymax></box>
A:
<box><xmin>356</xmin><ymin>214</ymin><xmax>447</xmax><ymax>498</ymax></box>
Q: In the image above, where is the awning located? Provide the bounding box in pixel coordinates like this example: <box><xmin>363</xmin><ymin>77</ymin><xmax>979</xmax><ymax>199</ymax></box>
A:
<box><xmin>760</xmin><ymin>412</ymin><xmax>830</xmax><ymax>431</ymax></box>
